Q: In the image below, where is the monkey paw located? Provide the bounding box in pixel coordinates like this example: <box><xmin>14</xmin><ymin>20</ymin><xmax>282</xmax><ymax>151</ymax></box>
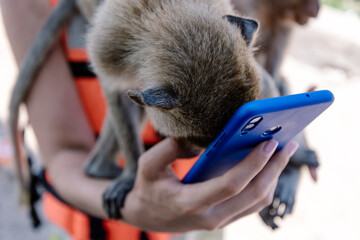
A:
<box><xmin>290</xmin><ymin>147</ymin><xmax>319</xmax><ymax>168</ymax></box>
<box><xmin>259</xmin><ymin>164</ymin><xmax>300</xmax><ymax>229</ymax></box>
<box><xmin>85</xmin><ymin>160</ymin><xmax>122</xmax><ymax>179</ymax></box>
<box><xmin>102</xmin><ymin>173</ymin><xmax>136</xmax><ymax>219</ymax></box>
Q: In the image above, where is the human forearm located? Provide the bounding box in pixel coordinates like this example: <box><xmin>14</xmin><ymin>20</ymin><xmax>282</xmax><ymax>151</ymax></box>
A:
<box><xmin>47</xmin><ymin>148</ymin><xmax>111</xmax><ymax>218</ymax></box>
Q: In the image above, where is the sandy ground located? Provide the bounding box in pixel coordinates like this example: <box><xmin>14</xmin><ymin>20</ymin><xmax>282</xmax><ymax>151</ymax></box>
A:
<box><xmin>0</xmin><ymin>5</ymin><xmax>359</xmax><ymax>240</ymax></box>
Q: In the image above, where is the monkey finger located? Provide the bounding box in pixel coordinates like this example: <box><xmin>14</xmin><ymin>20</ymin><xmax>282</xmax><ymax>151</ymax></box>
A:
<box><xmin>307</xmin><ymin>85</ymin><xmax>317</xmax><ymax>92</ymax></box>
<box><xmin>281</xmin><ymin>195</ymin><xmax>295</xmax><ymax>218</ymax></box>
<box><xmin>308</xmin><ymin>166</ymin><xmax>318</xmax><ymax>182</ymax></box>
<box><xmin>275</xmin><ymin>185</ymin><xmax>292</xmax><ymax>219</ymax></box>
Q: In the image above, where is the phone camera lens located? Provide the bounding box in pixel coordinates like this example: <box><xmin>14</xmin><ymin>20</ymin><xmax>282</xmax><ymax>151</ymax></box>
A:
<box><xmin>263</xmin><ymin>126</ymin><xmax>282</xmax><ymax>136</ymax></box>
<box><xmin>250</xmin><ymin>117</ymin><xmax>263</xmax><ymax>124</ymax></box>
<box><xmin>244</xmin><ymin>123</ymin><xmax>255</xmax><ymax>131</ymax></box>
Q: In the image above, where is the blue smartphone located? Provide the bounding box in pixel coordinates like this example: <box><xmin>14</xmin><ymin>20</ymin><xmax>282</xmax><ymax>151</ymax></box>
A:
<box><xmin>182</xmin><ymin>90</ymin><xmax>334</xmax><ymax>184</ymax></box>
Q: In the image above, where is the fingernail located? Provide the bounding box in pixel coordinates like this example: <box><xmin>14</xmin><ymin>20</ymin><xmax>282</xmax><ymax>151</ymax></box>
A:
<box><xmin>263</xmin><ymin>139</ymin><xmax>279</xmax><ymax>155</ymax></box>
<box><xmin>287</xmin><ymin>141</ymin><xmax>299</xmax><ymax>156</ymax></box>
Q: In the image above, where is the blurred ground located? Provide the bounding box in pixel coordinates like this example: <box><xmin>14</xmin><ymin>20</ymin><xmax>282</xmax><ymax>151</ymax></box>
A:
<box><xmin>0</xmin><ymin>5</ymin><xmax>359</xmax><ymax>240</ymax></box>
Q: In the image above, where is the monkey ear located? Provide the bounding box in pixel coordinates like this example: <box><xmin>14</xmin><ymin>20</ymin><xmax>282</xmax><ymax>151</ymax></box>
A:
<box><xmin>127</xmin><ymin>88</ymin><xmax>180</xmax><ymax>110</ymax></box>
<box><xmin>223</xmin><ymin>15</ymin><xmax>258</xmax><ymax>46</ymax></box>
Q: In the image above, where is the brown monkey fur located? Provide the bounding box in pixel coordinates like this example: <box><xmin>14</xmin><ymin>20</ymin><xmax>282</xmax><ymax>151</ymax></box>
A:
<box><xmin>87</xmin><ymin>1</ymin><xmax>261</xmax><ymax>218</ymax></box>
<box><xmin>87</xmin><ymin>0</ymin><xmax>260</xmax><ymax>149</ymax></box>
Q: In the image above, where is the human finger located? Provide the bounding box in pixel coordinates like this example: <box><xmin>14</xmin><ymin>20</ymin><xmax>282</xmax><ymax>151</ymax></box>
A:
<box><xmin>179</xmin><ymin>139</ymin><xmax>279</xmax><ymax>209</ymax></box>
<box><xmin>210</xmin><ymin>141</ymin><xmax>298</xmax><ymax>224</ymax></box>
<box><xmin>219</xmin><ymin>182</ymin><xmax>277</xmax><ymax>228</ymax></box>
<box><xmin>139</xmin><ymin>138</ymin><xmax>180</xmax><ymax>180</ymax></box>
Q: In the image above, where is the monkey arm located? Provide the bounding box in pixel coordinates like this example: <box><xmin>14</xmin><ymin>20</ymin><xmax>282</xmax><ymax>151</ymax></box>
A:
<box><xmin>263</xmin><ymin>25</ymin><xmax>292</xmax><ymax>80</ymax></box>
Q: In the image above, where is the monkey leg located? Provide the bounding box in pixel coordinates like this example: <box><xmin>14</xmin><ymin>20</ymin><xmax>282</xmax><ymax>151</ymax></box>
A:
<box><xmin>85</xmin><ymin>114</ymin><xmax>122</xmax><ymax>179</ymax></box>
<box><xmin>258</xmin><ymin>65</ymin><xmax>320</xmax><ymax>228</ymax></box>
<box><xmin>290</xmin><ymin>133</ymin><xmax>319</xmax><ymax>168</ymax></box>
<box><xmin>258</xmin><ymin>64</ymin><xmax>280</xmax><ymax>99</ymax></box>
<box><xmin>263</xmin><ymin>25</ymin><xmax>292</xmax><ymax>82</ymax></box>
<box><xmin>274</xmin><ymin>75</ymin><xmax>291</xmax><ymax>97</ymax></box>
<box><xmin>102</xmin><ymin>91</ymin><xmax>144</xmax><ymax>219</ymax></box>
<box><xmin>259</xmin><ymin>164</ymin><xmax>300</xmax><ymax>230</ymax></box>
<box><xmin>258</xmin><ymin>134</ymin><xmax>319</xmax><ymax>229</ymax></box>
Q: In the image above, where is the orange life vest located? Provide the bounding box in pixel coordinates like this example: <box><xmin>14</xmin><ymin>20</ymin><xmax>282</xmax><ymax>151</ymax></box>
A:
<box><xmin>43</xmin><ymin>1</ymin><xmax>197</xmax><ymax>239</ymax></box>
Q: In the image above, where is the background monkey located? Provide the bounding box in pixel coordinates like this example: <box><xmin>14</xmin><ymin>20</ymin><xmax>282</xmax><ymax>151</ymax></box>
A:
<box><xmin>233</xmin><ymin>0</ymin><xmax>320</xmax><ymax>89</ymax></box>
<box><xmin>9</xmin><ymin>0</ymin><xmax>262</xmax><ymax>221</ymax></box>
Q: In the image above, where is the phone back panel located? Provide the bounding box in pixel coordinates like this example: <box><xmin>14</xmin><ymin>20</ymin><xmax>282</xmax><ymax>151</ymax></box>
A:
<box><xmin>182</xmin><ymin>90</ymin><xmax>334</xmax><ymax>183</ymax></box>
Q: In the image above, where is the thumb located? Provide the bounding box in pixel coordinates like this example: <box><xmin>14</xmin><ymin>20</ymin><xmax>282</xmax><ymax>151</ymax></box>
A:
<box><xmin>139</xmin><ymin>138</ymin><xmax>180</xmax><ymax>179</ymax></box>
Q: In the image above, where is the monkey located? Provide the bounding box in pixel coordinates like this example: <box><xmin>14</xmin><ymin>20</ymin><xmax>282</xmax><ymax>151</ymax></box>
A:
<box><xmin>9</xmin><ymin>0</ymin><xmax>262</xmax><ymax>221</ymax></box>
<box><xmin>231</xmin><ymin>0</ymin><xmax>321</xmax><ymax>229</ymax></box>
<box><xmin>8</xmin><ymin>0</ymin><xmax>319</xmax><ymax>232</ymax></box>
<box><xmin>232</xmin><ymin>0</ymin><xmax>320</xmax><ymax>89</ymax></box>
<box><xmin>233</xmin><ymin>0</ymin><xmax>321</xmax><ymax>73</ymax></box>
<box><xmin>86</xmin><ymin>0</ymin><xmax>263</xmax><ymax>219</ymax></box>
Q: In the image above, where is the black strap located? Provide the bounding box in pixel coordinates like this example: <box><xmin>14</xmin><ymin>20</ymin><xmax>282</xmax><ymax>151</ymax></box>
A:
<box><xmin>69</xmin><ymin>61</ymin><xmax>96</xmax><ymax>78</ymax></box>
<box><xmin>89</xmin><ymin>216</ymin><xmax>107</xmax><ymax>240</ymax></box>
<box><xmin>38</xmin><ymin>170</ymin><xmax>109</xmax><ymax>238</ymax></box>
<box><xmin>28</xmin><ymin>156</ymin><xmax>41</xmax><ymax>228</ymax></box>
<box><xmin>140</xmin><ymin>231</ymin><xmax>150</xmax><ymax>240</ymax></box>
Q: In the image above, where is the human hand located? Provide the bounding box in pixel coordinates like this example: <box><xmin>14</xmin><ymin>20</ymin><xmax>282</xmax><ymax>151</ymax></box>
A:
<box><xmin>121</xmin><ymin>138</ymin><xmax>298</xmax><ymax>232</ymax></box>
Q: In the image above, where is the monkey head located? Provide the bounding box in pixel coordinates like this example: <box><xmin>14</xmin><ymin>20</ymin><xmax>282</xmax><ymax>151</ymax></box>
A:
<box><xmin>127</xmin><ymin>13</ymin><xmax>260</xmax><ymax>149</ymax></box>
<box><xmin>88</xmin><ymin>1</ymin><xmax>260</xmax><ymax>149</ymax></box>
<box><xmin>265</xmin><ymin>0</ymin><xmax>320</xmax><ymax>25</ymax></box>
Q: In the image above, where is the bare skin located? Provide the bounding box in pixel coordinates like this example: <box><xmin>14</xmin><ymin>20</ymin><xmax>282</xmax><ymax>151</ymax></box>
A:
<box><xmin>1</xmin><ymin>0</ymin><xmax>298</xmax><ymax>231</ymax></box>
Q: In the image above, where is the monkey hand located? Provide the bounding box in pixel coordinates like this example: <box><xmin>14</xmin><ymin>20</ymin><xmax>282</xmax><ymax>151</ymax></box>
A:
<box><xmin>103</xmin><ymin>171</ymin><xmax>136</xmax><ymax>219</ymax></box>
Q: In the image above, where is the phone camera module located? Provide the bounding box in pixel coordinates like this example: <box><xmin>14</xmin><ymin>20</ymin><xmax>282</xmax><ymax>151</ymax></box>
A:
<box><xmin>263</xmin><ymin>125</ymin><xmax>282</xmax><ymax>136</ymax></box>
<box><xmin>241</xmin><ymin>116</ymin><xmax>263</xmax><ymax>134</ymax></box>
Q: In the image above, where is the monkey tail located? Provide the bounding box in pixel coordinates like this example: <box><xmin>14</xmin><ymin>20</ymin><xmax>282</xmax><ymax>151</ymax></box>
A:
<box><xmin>8</xmin><ymin>0</ymin><xmax>78</xmax><ymax>206</ymax></box>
